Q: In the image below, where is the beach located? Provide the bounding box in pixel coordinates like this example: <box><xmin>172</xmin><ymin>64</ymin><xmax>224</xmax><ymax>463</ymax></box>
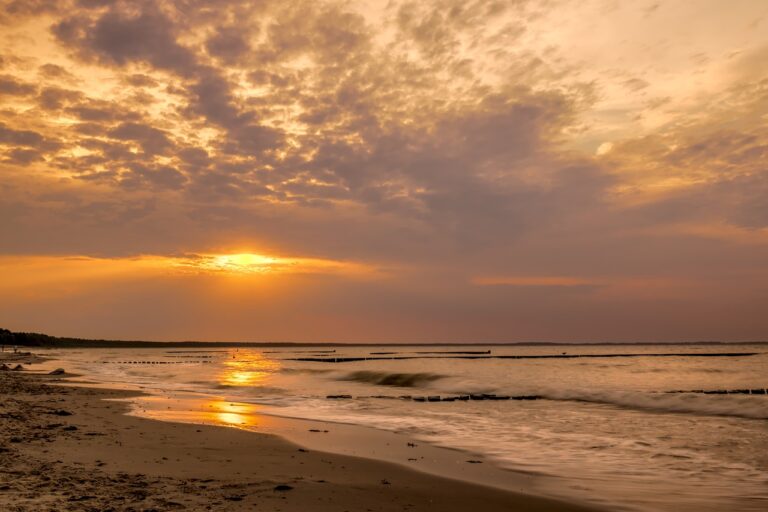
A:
<box><xmin>0</xmin><ymin>354</ymin><xmax>597</xmax><ymax>512</ymax></box>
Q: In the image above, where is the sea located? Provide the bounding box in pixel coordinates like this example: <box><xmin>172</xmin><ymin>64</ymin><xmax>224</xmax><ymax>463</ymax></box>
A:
<box><xmin>35</xmin><ymin>344</ymin><xmax>768</xmax><ymax>512</ymax></box>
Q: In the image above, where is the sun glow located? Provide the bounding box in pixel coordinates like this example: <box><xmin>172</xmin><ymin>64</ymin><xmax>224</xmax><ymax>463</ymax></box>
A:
<box><xmin>0</xmin><ymin>253</ymin><xmax>377</xmax><ymax>303</ymax></box>
<box><xmin>208</xmin><ymin>253</ymin><xmax>284</xmax><ymax>273</ymax></box>
<box><xmin>174</xmin><ymin>252</ymin><xmax>374</xmax><ymax>277</ymax></box>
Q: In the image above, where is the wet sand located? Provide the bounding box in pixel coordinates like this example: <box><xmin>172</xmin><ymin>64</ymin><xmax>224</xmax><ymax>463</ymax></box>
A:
<box><xmin>1</xmin><ymin>355</ymin><xmax>599</xmax><ymax>511</ymax></box>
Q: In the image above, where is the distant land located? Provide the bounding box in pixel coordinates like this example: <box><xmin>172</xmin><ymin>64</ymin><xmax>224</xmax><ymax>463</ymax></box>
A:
<box><xmin>1</xmin><ymin>328</ymin><xmax>766</xmax><ymax>348</ymax></box>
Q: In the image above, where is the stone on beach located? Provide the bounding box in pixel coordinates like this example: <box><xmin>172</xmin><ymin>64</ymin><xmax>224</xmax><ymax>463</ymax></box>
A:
<box><xmin>48</xmin><ymin>368</ymin><xmax>66</xmax><ymax>375</ymax></box>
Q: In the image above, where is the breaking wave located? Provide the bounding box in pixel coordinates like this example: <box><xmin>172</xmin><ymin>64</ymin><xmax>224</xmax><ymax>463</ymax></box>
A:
<box><xmin>540</xmin><ymin>389</ymin><xmax>768</xmax><ymax>420</ymax></box>
<box><xmin>339</xmin><ymin>370</ymin><xmax>446</xmax><ymax>388</ymax></box>
<box><xmin>431</xmin><ymin>377</ymin><xmax>768</xmax><ymax>420</ymax></box>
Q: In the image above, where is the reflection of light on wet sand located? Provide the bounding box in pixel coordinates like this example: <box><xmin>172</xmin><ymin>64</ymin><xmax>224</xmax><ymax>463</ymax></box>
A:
<box><xmin>219</xmin><ymin>350</ymin><xmax>282</xmax><ymax>387</ymax></box>
<box><xmin>206</xmin><ymin>400</ymin><xmax>261</xmax><ymax>427</ymax></box>
<box><xmin>128</xmin><ymin>396</ymin><xmax>266</xmax><ymax>429</ymax></box>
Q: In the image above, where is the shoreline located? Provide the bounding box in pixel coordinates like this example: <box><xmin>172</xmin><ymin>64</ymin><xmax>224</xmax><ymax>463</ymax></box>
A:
<box><xmin>122</xmin><ymin>392</ymin><xmax>559</xmax><ymax>495</ymax></box>
<box><xmin>1</xmin><ymin>362</ymin><xmax>601</xmax><ymax>511</ymax></box>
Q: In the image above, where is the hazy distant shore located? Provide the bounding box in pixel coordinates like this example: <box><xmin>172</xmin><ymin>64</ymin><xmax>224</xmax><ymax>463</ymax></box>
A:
<box><xmin>3</xmin><ymin>327</ymin><xmax>766</xmax><ymax>348</ymax></box>
<box><xmin>0</xmin><ymin>352</ymin><xmax>599</xmax><ymax>512</ymax></box>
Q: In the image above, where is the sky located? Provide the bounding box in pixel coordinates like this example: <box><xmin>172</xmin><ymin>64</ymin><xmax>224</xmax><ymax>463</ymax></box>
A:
<box><xmin>0</xmin><ymin>0</ymin><xmax>767</xmax><ymax>342</ymax></box>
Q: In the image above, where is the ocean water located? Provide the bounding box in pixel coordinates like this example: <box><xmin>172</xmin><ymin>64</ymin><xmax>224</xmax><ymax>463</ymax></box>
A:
<box><xmin>39</xmin><ymin>344</ymin><xmax>768</xmax><ymax>512</ymax></box>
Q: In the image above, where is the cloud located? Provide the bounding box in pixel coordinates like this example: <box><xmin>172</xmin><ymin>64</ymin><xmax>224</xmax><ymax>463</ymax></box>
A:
<box><xmin>108</xmin><ymin>122</ymin><xmax>174</xmax><ymax>156</ymax></box>
<box><xmin>622</xmin><ymin>78</ymin><xmax>649</xmax><ymax>92</ymax></box>
<box><xmin>37</xmin><ymin>63</ymin><xmax>76</xmax><ymax>80</ymax></box>
<box><xmin>2</xmin><ymin>147</ymin><xmax>43</xmax><ymax>165</ymax></box>
<box><xmin>120</xmin><ymin>163</ymin><xmax>187</xmax><ymax>190</ymax></box>
<box><xmin>0</xmin><ymin>74</ymin><xmax>36</xmax><ymax>95</ymax></box>
<box><xmin>1</xmin><ymin>0</ymin><xmax>610</xmax><ymax>264</ymax></box>
<box><xmin>0</xmin><ymin>0</ymin><xmax>62</xmax><ymax>18</ymax></box>
<box><xmin>53</xmin><ymin>5</ymin><xmax>198</xmax><ymax>76</ymax></box>
<box><xmin>0</xmin><ymin>123</ymin><xmax>46</xmax><ymax>147</ymax></box>
<box><xmin>124</xmin><ymin>73</ymin><xmax>159</xmax><ymax>87</ymax></box>
<box><xmin>604</xmin><ymin>76</ymin><xmax>768</xmax><ymax>230</ymax></box>
<box><xmin>205</xmin><ymin>26</ymin><xmax>252</xmax><ymax>63</ymax></box>
<box><xmin>64</xmin><ymin>97</ymin><xmax>142</xmax><ymax>122</ymax></box>
<box><xmin>185</xmin><ymin>69</ymin><xmax>244</xmax><ymax>127</ymax></box>
<box><xmin>37</xmin><ymin>87</ymin><xmax>84</xmax><ymax>110</ymax></box>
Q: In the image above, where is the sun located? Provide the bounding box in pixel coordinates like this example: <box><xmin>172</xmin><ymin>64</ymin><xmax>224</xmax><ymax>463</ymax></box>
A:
<box><xmin>211</xmin><ymin>253</ymin><xmax>281</xmax><ymax>271</ymax></box>
<box><xmin>166</xmin><ymin>251</ymin><xmax>375</xmax><ymax>277</ymax></box>
<box><xmin>182</xmin><ymin>252</ymin><xmax>293</xmax><ymax>274</ymax></box>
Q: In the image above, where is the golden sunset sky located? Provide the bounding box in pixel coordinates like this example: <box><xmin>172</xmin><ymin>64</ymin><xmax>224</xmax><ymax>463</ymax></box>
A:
<box><xmin>1</xmin><ymin>0</ymin><xmax>767</xmax><ymax>342</ymax></box>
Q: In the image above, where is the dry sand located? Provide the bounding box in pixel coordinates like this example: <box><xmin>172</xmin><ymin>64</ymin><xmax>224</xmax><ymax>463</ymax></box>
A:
<box><xmin>1</xmin><ymin>354</ymin><xmax>599</xmax><ymax>512</ymax></box>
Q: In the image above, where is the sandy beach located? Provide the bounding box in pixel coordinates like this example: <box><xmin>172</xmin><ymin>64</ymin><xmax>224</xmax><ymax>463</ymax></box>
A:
<box><xmin>0</xmin><ymin>354</ymin><xmax>598</xmax><ymax>512</ymax></box>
